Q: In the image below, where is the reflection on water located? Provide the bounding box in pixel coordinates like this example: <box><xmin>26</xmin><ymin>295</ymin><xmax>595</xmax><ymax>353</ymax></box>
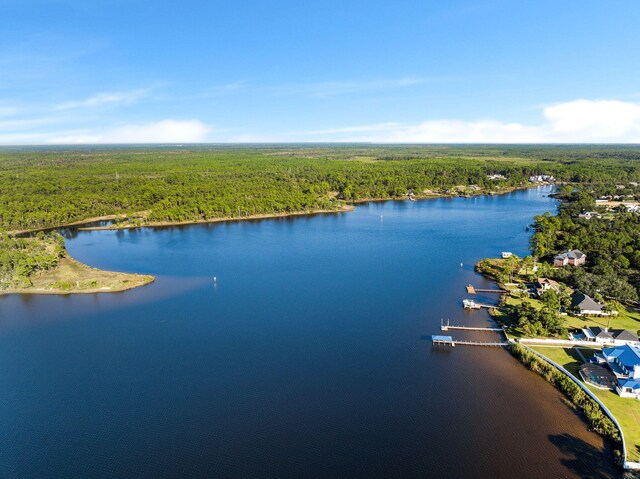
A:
<box><xmin>0</xmin><ymin>187</ymin><xmax>620</xmax><ymax>478</ymax></box>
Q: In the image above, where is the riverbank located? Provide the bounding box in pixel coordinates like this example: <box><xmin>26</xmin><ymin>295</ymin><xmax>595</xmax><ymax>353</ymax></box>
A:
<box><xmin>76</xmin><ymin>205</ymin><xmax>356</xmax><ymax>232</ymax></box>
<box><xmin>510</xmin><ymin>344</ymin><xmax>626</xmax><ymax>465</ymax></box>
<box><xmin>473</xmin><ymin>258</ymin><xmax>638</xmax><ymax>469</ymax></box>
<box><xmin>529</xmin><ymin>345</ymin><xmax>640</xmax><ymax>469</ymax></box>
<box><xmin>8</xmin><ymin>183</ymin><xmax>538</xmax><ymax>236</ymax></box>
<box><xmin>0</xmin><ymin>253</ymin><xmax>155</xmax><ymax>296</ymax></box>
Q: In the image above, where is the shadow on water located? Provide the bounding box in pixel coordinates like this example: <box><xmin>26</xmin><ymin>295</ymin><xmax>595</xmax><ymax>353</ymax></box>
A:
<box><xmin>549</xmin><ymin>434</ymin><xmax>619</xmax><ymax>479</ymax></box>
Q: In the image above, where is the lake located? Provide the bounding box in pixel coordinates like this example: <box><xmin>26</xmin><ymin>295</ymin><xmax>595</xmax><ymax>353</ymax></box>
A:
<box><xmin>0</xmin><ymin>187</ymin><xmax>620</xmax><ymax>478</ymax></box>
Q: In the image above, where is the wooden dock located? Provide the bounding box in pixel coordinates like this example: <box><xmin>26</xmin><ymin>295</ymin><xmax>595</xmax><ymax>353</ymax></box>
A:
<box><xmin>466</xmin><ymin>284</ymin><xmax>507</xmax><ymax>294</ymax></box>
<box><xmin>441</xmin><ymin>319</ymin><xmax>502</xmax><ymax>332</ymax></box>
<box><xmin>430</xmin><ymin>335</ymin><xmax>509</xmax><ymax>348</ymax></box>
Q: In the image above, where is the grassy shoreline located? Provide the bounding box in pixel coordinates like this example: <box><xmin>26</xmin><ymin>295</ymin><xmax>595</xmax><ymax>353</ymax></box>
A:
<box><xmin>511</xmin><ymin>344</ymin><xmax>625</xmax><ymax>464</ymax></box>
<box><xmin>474</xmin><ymin>259</ymin><xmax>638</xmax><ymax>469</ymax></box>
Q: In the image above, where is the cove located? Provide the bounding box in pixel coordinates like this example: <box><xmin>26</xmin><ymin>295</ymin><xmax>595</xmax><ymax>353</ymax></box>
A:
<box><xmin>0</xmin><ymin>187</ymin><xmax>620</xmax><ymax>478</ymax></box>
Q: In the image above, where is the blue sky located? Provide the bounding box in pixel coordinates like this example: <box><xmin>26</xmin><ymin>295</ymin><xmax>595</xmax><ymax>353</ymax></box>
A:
<box><xmin>1</xmin><ymin>0</ymin><xmax>640</xmax><ymax>143</ymax></box>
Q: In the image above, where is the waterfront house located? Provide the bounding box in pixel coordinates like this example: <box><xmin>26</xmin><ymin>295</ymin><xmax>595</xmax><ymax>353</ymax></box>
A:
<box><xmin>554</xmin><ymin>249</ymin><xmax>586</xmax><ymax>267</ymax></box>
<box><xmin>528</xmin><ymin>175</ymin><xmax>555</xmax><ymax>183</ymax></box>
<box><xmin>535</xmin><ymin>277</ymin><xmax>561</xmax><ymax>297</ymax></box>
<box><xmin>581</xmin><ymin>327</ymin><xmax>637</xmax><ymax>345</ymax></box>
<box><xmin>571</xmin><ymin>293</ymin><xmax>606</xmax><ymax>316</ymax></box>
<box><xmin>601</xmin><ymin>344</ymin><xmax>640</xmax><ymax>398</ymax></box>
<box><xmin>501</xmin><ymin>251</ymin><xmax>513</xmax><ymax>258</ymax></box>
<box><xmin>588</xmin><ymin>327</ymin><xmax>614</xmax><ymax>343</ymax></box>
<box><xmin>612</xmin><ymin>329</ymin><xmax>640</xmax><ymax>345</ymax></box>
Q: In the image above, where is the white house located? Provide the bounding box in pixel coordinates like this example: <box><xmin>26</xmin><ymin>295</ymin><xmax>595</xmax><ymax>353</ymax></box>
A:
<box><xmin>571</xmin><ymin>293</ymin><xmax>606</xmax><ymax>316</ymax></box>
<box><xmin>601</xmin><ymin>344</ymin><xmax>640</xmax><ymax>398</ymax></box>
<box><xmin>578</xmin><ymin>211</ymin><xmax>601</xmax><ymax>220</ymax></box>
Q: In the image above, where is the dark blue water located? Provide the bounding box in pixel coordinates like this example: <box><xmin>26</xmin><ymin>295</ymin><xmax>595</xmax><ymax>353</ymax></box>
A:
<box><xmin>0</xmin><ymin>187</ymin><xmax>619</xmax><ymax>478</ymax></box>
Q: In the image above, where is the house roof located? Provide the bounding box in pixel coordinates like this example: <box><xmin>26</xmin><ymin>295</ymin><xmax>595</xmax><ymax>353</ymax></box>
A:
<box><xmin>572</xmin><ymin>293</ymin><xmax>604</xmax><ymax>312</ymax></box>
<box><xmin>619</xmin><ymin>378</ymin><xmax>640</xmax><ymax>390</ymax></box>
<box><xmin>537</xmin><ymin>278</ymin><xmax>560</xmax><ymax>289</ymax></box>
<box><xmin>613</xmin><ymin>329</ymin><xmax>639</xmax><ymax>342</ymax></box>
<box><xmin>604</xmin><ymin>344</ymin><xmax>640</xmax><ymax>370</ymax></box>
<box><xmin>582</xmin><ymin>328</ymin><xmax>596</xmax><ymax>339</ymax></box>
<box><xmin>591</xmin><ymin>327</ymin><xmax>613</xmax><ymax>339</ymax></box>
<box><xmin>555</xmin><ymin>249</ymin><xmax>585</xmax><ymax>260</ymax></box>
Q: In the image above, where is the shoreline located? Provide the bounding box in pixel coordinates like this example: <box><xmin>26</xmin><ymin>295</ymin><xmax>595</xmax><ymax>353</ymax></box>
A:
<box><xmin>472</xmin><ymin>258</ymin><xmax>631</xmax><ymax>468</ymax></box>
<box><xmin>76</xmin><ymin>205</ymin><xmax>356</xmax><ymax>232</ymax></box>
<box><xmin>7</xmin><ymin>183</ymin><xmax>542</xmax><ymax>236</ymax></box>
<box><xmin>0</xmin><ymin>254</ymin><xmax>156</xmax><ymax>297</ymax></box>
<box><xmin>2</xmin><ymin>184</ymin><xmax>541</xmax><ymax>298</ymax></box>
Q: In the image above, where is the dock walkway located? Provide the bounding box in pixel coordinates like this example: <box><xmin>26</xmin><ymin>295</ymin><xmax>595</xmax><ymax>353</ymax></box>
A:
<box><xmin>441</xmin><ymin>320</ymin><xmax>502</xmax><ymax>332</ymax></box>
<box><xmin>431</xmin><ymin>335</ymin><xmax>509</xmax><ymax>348</ymax></box>
<box><xmin>466</xmin><ymin>284</ymin><xmax>507</xmax><ymax>295</ymax></box>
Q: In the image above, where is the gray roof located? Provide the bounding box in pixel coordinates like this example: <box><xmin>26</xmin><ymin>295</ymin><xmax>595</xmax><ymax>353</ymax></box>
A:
<box><xmin>555</xmin><ymin>249</ymin><xmax>585</xmax><ymax>260</ymax></box>
<box><xmin>613</xmin><ymin>329</ymin><xmax>639</xmax><ymax>342</ymax></box>
<box><xmin>591</xmin><ymin>326</ymin><xmax>613</xmax><ymax>339</ymax></box>
<box><xmin>572</xmin><ymin>293</ymin><xmax>604</xmax><ymax>312</ymax></box>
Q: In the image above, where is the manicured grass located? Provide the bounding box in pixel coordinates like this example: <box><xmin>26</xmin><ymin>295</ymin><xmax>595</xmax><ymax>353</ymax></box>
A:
<box><xmin>531</xmin><ymin>346</ymin><xmax>640</xmax><ymax>462</ymax></box>
<box><xmin>564</xmin><ymin>309</ymin><xmax>640</xmax><ymax>334</ymax></box>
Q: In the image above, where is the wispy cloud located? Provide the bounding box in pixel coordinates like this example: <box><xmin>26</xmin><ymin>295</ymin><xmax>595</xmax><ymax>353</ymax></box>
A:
<box><xmin>260</xmin><ymin>77</ymin><xmax>428</xmax><ymax>99</ymax></box>
<box><xmin>48</xmin><ymin>119</ymin><xmax>211</xmax><ymax>144</ymax></box>
<box><xmin>54</xmin><ymin>88</ymin><xmax>152</xmax><ymax>110</ymax></box>
<box><xmin>0</xmin><ymin>106</ymin><xmax>20</xmax><ymax>117</ymax></box>
<box><xmin>3</xmin><ymin>98</ymin><xmax>640</xmax><ymax>145</ymax></box>
<box><xmin>296</xmin><ymin>99</ymin><xmax>640</xmax><ymax>143</ymax></box>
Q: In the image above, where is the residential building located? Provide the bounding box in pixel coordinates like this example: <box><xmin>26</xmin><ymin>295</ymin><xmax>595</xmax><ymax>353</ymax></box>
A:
<box><xmin>554</xmin><ymin>249</ymin><xmax>586</xmax><ymax>267</ymax></box>
<box><xmin>535</xmin><ymin>277</ymin><xmax>560</xmax><ymax>297</ymax></box>
<box><xmin>571</xmin><ymin>293</ymin><xmax>606</xmax><ymax>316</ymax></box>
<box><xmin>580</xmin><ymin>327</ymin><xmax>635</xmax><ymax>345</ymax></box>
<box><xmin>578</xmin><ymin>211</ymin><xmax>601</xmax><ymax>220</ymax></box>
<box><xmin>601</xmin><ymin>344</ymin><xmax>640</xmax><ymax>398</ymax></box>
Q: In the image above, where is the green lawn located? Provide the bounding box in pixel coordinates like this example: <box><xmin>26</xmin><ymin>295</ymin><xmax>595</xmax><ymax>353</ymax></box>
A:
<box><xmin>531</xmin><ymin>346</ymin><xmax>640</xmax><ymax>462</ymax></box>
<box><xmin>496</xmin><ymin>293</ymin><xmax>640</xmax><ymax>340</ymax></box>
<box><xmin>564</xmin><ymin>309</ymin><xmax>640</xmax><ymax>334</ymax></box>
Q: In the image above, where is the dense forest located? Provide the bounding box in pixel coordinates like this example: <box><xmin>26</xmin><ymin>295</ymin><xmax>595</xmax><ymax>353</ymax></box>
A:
<box><xmin>0</xmin><ymin>232</ymin><xmax>64</xmax><ymax>289</ymax></box>
<box><xmin>2</xmin><ymin>144</ymin><xmax>640</xmax><ymax>293</ymax></box>
<box><xmin>531</xmin><ymin>187</ymin><xmax>640</xmax><ymax>304</ymax></box>
<box><xmin>2</xmin><ymin>144</ymin><xmax>640</xmax><ymax>232</ymax></box>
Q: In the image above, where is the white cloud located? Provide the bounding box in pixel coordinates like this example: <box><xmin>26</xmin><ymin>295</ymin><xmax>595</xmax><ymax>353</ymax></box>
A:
<box><xmin>543</xmin><ymin>100</ymin><xmax>640</xmax><ymax>139</ymax></box>
<box><xmin>48</xmin><ymin>119</ymin><xmax>211</xmax><ymax>144</ymax></box>
<box><xmin>54</xmin><ymin>89</ymin><xmax>151</xmax><ymax>110</ymax></box>
<box><xmin>316</xmin><ymin>99</ymin><xmax>640</xmax><ymax>143</ymax></box>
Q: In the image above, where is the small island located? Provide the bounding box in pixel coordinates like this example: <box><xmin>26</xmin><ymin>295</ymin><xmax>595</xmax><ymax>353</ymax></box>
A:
<box><xmin>0</xmin><ymin>233</ymin><xmax>154</xmax><ymax>295</ymax></box>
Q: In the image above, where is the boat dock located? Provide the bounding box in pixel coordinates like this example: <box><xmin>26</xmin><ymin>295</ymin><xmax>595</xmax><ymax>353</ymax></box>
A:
<box><xmin>462</xmin><ymin>299</ymin><xmax>495</xmax><ymax>310</ymax></box>
<box><xmin>441</xmin><ymin>319</ymin><xmax>502</xmax><ymax>332</ymax></box>
<box><xmin>466</xmin><ymin>284</ymin><xmax>507</xmax><ymax>294</ymax></box>
<box><xmin>431</xmin><ymin>335</ymin><xmax>509</xmax><ymax>348</ymax></box>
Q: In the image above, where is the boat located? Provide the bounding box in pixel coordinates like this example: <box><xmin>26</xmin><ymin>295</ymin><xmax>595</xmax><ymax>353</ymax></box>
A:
<box><xmin>462</xmin><ymin>299</ymin><xmax>481</xmax><ymax>310</ymax></box>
